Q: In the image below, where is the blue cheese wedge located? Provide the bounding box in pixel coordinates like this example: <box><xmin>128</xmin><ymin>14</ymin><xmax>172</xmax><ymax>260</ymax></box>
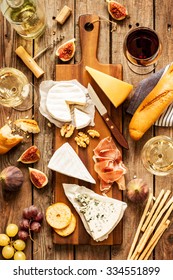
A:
<box><xmin>63</xmin><ymin>184</ymin><xmax>127</xmax><ymax>242</ymax></box>
<box><xmin>48</xmin><ymin>143</ymin><xmax>96</xmax><ymax>184</ymax></box>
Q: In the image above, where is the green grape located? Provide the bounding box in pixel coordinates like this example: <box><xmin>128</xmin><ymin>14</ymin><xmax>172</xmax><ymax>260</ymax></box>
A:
<box><xmin>0</xmin><ymin>234</ymin><xmax>10</xmax><ymax>246</ymax></box>
<box><xmin>13</xmin><ymin>239</ymin><xmax>26</xmax><ymax>251</ymax></box>
<box><xmin>2</xmin><ymin>245</ymin><xmax>15</xmax><ymax>259</ymax></box>
<box><xmin>14</xmin><ymin>251</ymin><xmax>26</xmax><ymax>260</ymax></box>
<box><xmin>6</xmin><ymin>224</ymin><xmax>18</xmax><ymax>237</ymax></box>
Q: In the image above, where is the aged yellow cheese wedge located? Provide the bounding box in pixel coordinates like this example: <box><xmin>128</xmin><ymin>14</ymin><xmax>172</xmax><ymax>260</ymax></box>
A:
<box><xmin>86</xmin><ymin>66</ymin><xmax>133</xmax><ymax>108</ymax></box>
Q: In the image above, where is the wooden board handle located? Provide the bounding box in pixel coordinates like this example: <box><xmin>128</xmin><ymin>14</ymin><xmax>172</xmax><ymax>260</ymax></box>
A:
<box><xmin>78</xmin><ymin>14</ymin><xmax>100</xmax><ymax>63</ymax></box>
<box><xmin>15</xmin><ymin>46</ymin><xmax>45</xmax><ymax>78</ymax></box>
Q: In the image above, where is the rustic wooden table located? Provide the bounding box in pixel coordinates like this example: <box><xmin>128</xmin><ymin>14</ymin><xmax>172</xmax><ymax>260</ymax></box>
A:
<box><xmin>0</xmin><ymin>0</ymin><xmax>173</xmax><ymax>260</ymax></box>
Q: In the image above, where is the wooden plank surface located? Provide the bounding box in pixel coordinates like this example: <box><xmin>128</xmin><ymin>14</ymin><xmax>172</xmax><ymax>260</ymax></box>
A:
<box><xmin>0</xmin><ymin>0</ymin><xmax>173</xmax><ymax>260</ymax></box>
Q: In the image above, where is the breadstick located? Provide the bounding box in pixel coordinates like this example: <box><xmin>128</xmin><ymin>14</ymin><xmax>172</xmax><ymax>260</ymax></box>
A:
<box><xmin>142</xmin><ymin>190</ymin><xmax>171</xmax><ymax>232</ymax></box>
<box><xmin>134</xmin><ymin>198</ymin><xmax>173</xmax><ymax>259</ymax></box>
<box><xmin>127</xmin><ymin>193</ymin><xmax>153</xmax><ymax>259</ymax></box>
<box><xmin>152</xmin><ymin>197</ymin><xmax>173</xmax><ymax>229</ymax></box>
<box><xmin>141</xmin><ymin>189</ymin><xmax>165</xmax><ymax>232</ymax></box>
<box><xmin>140</xmin><ymin>220</ymin><xmax>170</xmax><ymax>260</ymax></box>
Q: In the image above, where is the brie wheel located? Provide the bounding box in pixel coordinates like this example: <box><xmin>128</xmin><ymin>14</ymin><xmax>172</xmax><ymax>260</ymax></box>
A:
<box><xmin>46</xmin><ymin>82</ymin><xmax>86</xmax><ymax>122</ymax></box>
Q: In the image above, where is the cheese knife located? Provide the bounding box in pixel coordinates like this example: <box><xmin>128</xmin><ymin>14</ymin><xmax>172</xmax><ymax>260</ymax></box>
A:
<box><xmin>88</xmin><ymin>83</ymin><xmax>129</xmax><ymax>149</ymax></box>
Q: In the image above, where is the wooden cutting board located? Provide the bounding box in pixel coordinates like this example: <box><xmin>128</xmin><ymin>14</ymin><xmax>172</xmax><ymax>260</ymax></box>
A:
<box><xmin>53</xmin><ymin>14</ymin><xmax>124</xmax><ymax>245</ymax></box>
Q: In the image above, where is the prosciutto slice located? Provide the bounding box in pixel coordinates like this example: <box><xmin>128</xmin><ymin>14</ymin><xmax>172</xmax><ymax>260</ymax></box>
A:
<box><xmin>93</xmin><ymin>137</ymin><xmax>127</xmax><ymax>192</ymax></box>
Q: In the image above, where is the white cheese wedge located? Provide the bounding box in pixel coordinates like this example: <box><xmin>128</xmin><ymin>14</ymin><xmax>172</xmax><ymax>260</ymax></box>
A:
<box><xmin>74</xmin><ymin>108</ymin><xmax>91</xmax><ymax>129</ymax></box>
<box><xmin>86</xmin><ymin>66</ymin><xmax>133</xmax><ymax>108</ymax></box>
<box><xmin>48</xmin><ymin>143</ymin><xmax>96</xmax><ymax>184</ymax></box>
<box><xmin>46</xmin><ymin>82</ymin><xmax>86</xmax><ymax>122</ymax></box>
<box><xmin>63</xmin><ymin>184</ymin><xmax>127</xmax><ymax>242</ymax></box>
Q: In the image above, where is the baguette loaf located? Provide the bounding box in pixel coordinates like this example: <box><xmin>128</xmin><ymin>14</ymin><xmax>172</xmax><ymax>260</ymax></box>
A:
<box><xmin>129</xmin><ymin>64</ymin><xmax>173</xmax><ymax>140</ymax></box>
<box><xmin>0</xmin><ymin>124</ymin><xmax>23</xmax><ymax>154</ymax></box>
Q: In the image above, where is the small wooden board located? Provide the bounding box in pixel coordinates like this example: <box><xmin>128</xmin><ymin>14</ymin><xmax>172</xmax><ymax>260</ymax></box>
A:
<box><xmin>53</xmin><ymin>14</ymin><xmax>123</xmax><ymax>245</ymax></box>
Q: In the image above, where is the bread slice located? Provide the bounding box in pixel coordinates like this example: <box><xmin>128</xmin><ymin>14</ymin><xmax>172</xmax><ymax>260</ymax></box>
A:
<box><xmin>14</xmin><ymin>119</ymin><xmax>40</xmax><ymax>133</ymax></box>
<box><xmin>46</xmin><ymin>202</ymin><xmax>72</xmax><ymax>229</ymax></box>
<box><xmin>53</xmin><ymin>213</ymin><xmax>76</xmax><ymax>236</ymax></box>
<box><xmin>0</xmin><ymin>124</ymin><xmax>23</xmax><ymax>154</ymax></box>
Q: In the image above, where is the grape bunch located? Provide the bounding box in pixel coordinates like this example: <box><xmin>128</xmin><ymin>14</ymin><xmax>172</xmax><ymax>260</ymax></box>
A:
<box><xmin>18</xmin><ymin>205</ymin><xmax>43</xmax><ymax>241</ymax></box>
<box><xmin>0</xmin><ymin>224</ymin><xmax>26</xmax><ymax>260</ymax></box>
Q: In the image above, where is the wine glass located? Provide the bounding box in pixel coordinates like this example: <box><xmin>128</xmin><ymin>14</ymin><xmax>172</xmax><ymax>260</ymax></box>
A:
<box><xmin>0</xmin><ymin>67</ymin><xmax>35</xmax><ymax>111</ymax></box>
<box><xmin>123</xmin><ymin>27</ymin><xmax>162</xmax><ymax>75</ymax></box>
<box><xmin>141</xmin><ymin>136</ymin><xmax>173</xmax><ymax>176</ymax></box>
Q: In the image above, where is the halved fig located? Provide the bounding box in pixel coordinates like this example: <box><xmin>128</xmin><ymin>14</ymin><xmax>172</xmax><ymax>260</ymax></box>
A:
<box><xmin>29</xmin><ymin>168</ymin><xmax>48</xmax><ymax>188</ymax></box>
<box><xmin>107</xmin><ymin>0</ymin><xmax>128</xmax><ymax>20</ymax></box>
<box><xmin>56</xmin><ymin>38</ymin><xmax>76</xmax><ymax>61</ymax></box>
<box><xmin>17</xmin><ymin>146</ymin><xmax>40</xmax><ymax>164</ymax></box>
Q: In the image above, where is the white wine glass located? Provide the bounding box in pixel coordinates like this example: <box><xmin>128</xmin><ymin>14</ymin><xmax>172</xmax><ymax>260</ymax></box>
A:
<box><xmin>123</xmin><ymin>27</ymin><xmax>162</xmax><ymax>75</ymax></box>
<box><xmin>0</xmin><ymin>67</ymin><xmax>36</xmax><ymax>111</ymax></box>
<box><xmin>141</xmin><ymin>135</ymin><xmax>173</xmax><ymax>176</ymax></box>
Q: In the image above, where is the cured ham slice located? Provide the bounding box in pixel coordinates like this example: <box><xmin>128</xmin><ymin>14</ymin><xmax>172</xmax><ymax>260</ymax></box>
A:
<box><xmin>93</xmin><ymin>137</ymin><xmax>127</xmax><ymax>192</ymax></box>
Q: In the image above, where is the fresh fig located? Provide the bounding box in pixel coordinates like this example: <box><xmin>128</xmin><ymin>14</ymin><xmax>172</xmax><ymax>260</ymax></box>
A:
<box><xmin>107</xmin><ymin>0</ymin><xmax>128</xmax><ymax>21</ymax></box>
<box><xmin>126</xmin><ymin>178</ymin><xmax>149</xmax><ymax>203</ymax></box>
<box><xmin>0</xmin><ymin>166</ymin><xmax>24</xmax><ymax>192</ymax></box>
<box><xmin>56</xmin><ymin>38</ymin><xmax>76</xmax><ymax>61</ymax></box>
<box><xmin>17</xmin><ymin>145</ymin><xmax>40</xmax><ymax>164</ymax></box>
<box><xmin>29</xmin><ymin>167</ymin><xmax>48</xmax><ymax>188</ymax></box>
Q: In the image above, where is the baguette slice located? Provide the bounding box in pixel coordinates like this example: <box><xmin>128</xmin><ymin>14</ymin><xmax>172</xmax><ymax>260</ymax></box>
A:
<box><xmin>129</xmin><ymin>64</ymin><xmax>173</xmax><ymax>140</ymax></box>
<box><xmin>14</xmin><ymin>119</ymin><xmax>40</xmax><ymax>133</ymax></box>
<box><xmin>0</xmin><ymin>124</ymin><xmax>23</xmax><ymax>154</ymax></box>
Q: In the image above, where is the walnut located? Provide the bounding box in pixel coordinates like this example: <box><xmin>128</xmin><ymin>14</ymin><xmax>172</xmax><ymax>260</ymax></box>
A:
<box><xmin>60</xmin><ymin>124</ymin><xmax>75</xmax><ymax>138</ymax></box>
<box><xmin>75</xmin><ymin>132</ymin><xmax>90</xmax><ymax>148</ymax></box>
<box><xmin>87</xmin><ymin>129</ymin><xmax>100</xmax><ymax>138</ymax></box>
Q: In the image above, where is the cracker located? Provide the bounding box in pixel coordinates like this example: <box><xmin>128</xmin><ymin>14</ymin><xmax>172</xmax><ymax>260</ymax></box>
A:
<box><xmin>54</xmin><ymin>213</ymin><xmax>76</xmax><ymax>237</ymax></box>
<box><xmin>46</xmin><ymin>202</ymin><xmax>72</xmax><ymax>229</ymax></box>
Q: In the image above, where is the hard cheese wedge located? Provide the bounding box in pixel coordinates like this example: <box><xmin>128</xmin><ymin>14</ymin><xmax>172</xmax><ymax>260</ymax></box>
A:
<box><xmin>63</xmin><ymin>184</ymin><xmax>127</xmax><ymax>242</ymax></box>
<box><xmin>86</xmin><ymin>66</ymin><xmax>133</xmax><ymax>108</ymax></box>
<box><xmin>48</xmin><ymin>143</ymin><xmax>96</xmax><ymax>184</ymax></box>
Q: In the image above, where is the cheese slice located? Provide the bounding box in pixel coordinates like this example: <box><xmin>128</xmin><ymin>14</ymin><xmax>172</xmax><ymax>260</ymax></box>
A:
<box><xmin>63</xmin><ymin>184</ymin><xmax>127</xmax><ymax>242</ymax></box>
<box><xmin>46</xmin><ymin>82</ymin><xmax>86</xmax><ymax>122</ymax></box>
<box><xmin>48</xmin><ymin>143</ymin><xmax>96</xmax><ymax>184</ymax></box>
<box><xmin>86</xmin><ymin>66</ymin><xmax>133</xmax><ymax>108</ymax></box>
<box><xmin>74</xmin><ymin>108</ymin><xmax>91</xmax><ymax>129</ymax></box>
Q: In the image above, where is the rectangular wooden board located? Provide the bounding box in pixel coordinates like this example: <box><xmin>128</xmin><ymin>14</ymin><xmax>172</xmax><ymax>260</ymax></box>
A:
<box><xmin>53</xmin><ymin>14</ymin><xmax>124</xmax><ymax>245</ymax></box>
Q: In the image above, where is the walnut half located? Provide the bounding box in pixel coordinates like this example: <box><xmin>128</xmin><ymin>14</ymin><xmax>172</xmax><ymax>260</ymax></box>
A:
<box><xmin>75</xmin><ymin>132</ymin><xmax>90</xmax><ymax>148</ymax></box>
<box><xmin>60</xmin><ymin>124</ymin><xmax>75</xmax><ymax>138</ymax></box>
<box><xmin>87</xmin><ymin>129</ymin><xmax>100</xmax><ymax>138</ymax></box>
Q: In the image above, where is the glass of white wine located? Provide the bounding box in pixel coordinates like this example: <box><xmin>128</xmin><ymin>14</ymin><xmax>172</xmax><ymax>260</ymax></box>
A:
<box><xmin>123</xmin><ymin>27</ymin><xmax>162</xmax><ymax>75</ymax></box>
<box><xmin>141</xmin><ymin>136</ymin><xmax>173</xmax><ymax>176</ymax></box>
<box><xmin>0</xmin><ymin>0</ymin><xmax>46</xmax><ymax>40</ymax></box>
<box><xmin>0</xmin><ymin>67</ymin><xmax>34</xmax><ymax>111</ymax></box>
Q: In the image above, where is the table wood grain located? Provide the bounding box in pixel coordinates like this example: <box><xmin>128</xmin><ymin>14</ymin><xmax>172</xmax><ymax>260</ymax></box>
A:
<box><xmin>0</xmin><ymin>0</ymin><xmax>173</xmax><ymax>260</ymax></box>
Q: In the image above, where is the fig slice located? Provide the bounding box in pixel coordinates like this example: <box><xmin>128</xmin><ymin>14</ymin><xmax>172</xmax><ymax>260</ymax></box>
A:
<box><xmin>17</xmin><ymin>145</ymin><xmax>40</xmax><ymax>164</ymax></box>
<box><xmin>29</xmin><ymin>167</ymin><xmax>48</xmax><ymax>188</ymax></box>
<box><xmin>106</xmin><ymin>0</ymin><xmax>128</xmax><ymax>20</ymax></box>
<box><xmin>56</xmin><ymin>38</ymin><xmax>76</xmax><ymax>61</ymax></box>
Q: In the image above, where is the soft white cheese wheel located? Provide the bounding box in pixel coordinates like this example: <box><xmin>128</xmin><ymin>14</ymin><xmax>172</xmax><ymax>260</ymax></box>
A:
<box><xmin>46</xmin><ymin>82</ymin><xmax>86</xmax><ymax>122</ymax></box>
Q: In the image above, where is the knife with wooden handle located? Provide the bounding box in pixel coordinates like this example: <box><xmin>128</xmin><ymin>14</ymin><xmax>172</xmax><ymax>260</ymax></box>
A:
<box><xmin>88</xmin><ymin>83</ymin><xmax>129</xmax><ymax>149</ymax></box>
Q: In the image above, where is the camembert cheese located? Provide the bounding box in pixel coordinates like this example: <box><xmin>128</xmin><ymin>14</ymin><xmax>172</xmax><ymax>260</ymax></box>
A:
<box><xmin>46</xmin><ymin>81</ymin><xmax>86</xmax><ymax>122</ymax></box>
<box><xmin>74</xmin><ymin>108</ymin><xmax>91</xmax><ymax>129</ymax></box>
<box><xmin>86</xmin><ymin>66</ymin><xmax>133</xmax><ymax>108</ymax></box>
<box><xmin>48</xmin><ymin>143</ymin><xmax>96</xmax><ymax>184</ymax></box>
<box><xmin>63</xmin><ymin>184</ymin><xmax>127</xmax><ymax>242</ymax></box>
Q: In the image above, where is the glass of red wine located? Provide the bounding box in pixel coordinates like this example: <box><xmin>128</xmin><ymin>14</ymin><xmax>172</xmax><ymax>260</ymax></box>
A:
<box><xmin>123</xmin><ymin>27</ymin><xmax>162</xmax><ymax>75</ymax></box>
